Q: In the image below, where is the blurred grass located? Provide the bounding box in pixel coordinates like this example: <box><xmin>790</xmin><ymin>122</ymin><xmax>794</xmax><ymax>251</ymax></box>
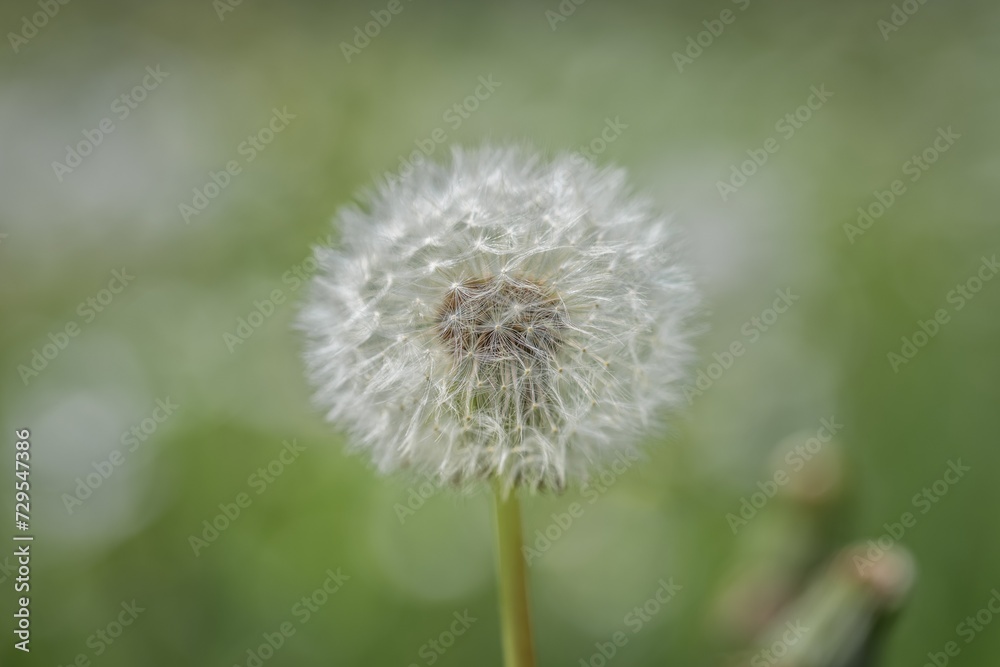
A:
<box><xmin>2</xmin><ymin>0</ymin><xmax>1000</xmax><ymax>665</ymax></box>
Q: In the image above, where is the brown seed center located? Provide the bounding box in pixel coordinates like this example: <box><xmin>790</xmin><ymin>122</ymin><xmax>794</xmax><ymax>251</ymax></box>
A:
<box><xmin>436</xmin><ymin>276</ymin><xmax>565</xmax><ymax>363</ymax></box>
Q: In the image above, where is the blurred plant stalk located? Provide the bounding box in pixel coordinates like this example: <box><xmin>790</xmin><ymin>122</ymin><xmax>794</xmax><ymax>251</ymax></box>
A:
<box><xmin>713</xmin><ymin>432</ymin><xmax>848</xmax><ymax>642</ymax></box>
<box><xmin>712</xmin><ymin>430</ymin><xmax>916</xmax><ymax>666</ymax></box>
<box><xmin>734</xmin><ymin>543</ymin><xmax>914</xmax><ymax>667</ymax></box>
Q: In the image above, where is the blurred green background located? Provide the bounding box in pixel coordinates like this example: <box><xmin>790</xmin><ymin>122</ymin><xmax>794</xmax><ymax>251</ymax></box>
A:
<box><xmin>2</xmin><ymin>0</ymin><xmax>999</xmax><ymax>665</ymax></box>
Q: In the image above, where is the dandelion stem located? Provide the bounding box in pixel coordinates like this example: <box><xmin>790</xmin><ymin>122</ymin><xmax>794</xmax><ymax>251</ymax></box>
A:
<box><xmin>493</xmin><ymin>483</ymin><xmax>537</xmax><ymax>667</ymax></box>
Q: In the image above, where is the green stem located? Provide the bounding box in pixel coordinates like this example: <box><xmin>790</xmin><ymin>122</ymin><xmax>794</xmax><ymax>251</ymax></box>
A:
<box><xmin>493</xmin><ymin>483</ymin><xmax>537</xmax><ymax>667</ymax></box>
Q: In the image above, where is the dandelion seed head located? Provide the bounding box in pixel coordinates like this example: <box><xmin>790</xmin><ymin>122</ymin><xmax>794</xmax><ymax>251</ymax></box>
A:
<box><xmin>299</xmin><ymin>145</ymin><xmax>699</xmax><ymax>493</ymax></box>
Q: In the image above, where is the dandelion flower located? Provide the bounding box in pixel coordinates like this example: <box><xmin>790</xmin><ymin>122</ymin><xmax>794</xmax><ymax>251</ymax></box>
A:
<box><xmin>299</xmin><ymin>144</ymin><xmax>698</xmax><ymax>493</ymax></box>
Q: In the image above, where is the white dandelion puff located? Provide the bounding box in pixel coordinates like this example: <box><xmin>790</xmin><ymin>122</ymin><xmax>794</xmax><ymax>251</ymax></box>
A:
<box><xmin>299</xmin><ymin>144</ymin><xmax>699</xmax><ymax>493</ymax></box>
